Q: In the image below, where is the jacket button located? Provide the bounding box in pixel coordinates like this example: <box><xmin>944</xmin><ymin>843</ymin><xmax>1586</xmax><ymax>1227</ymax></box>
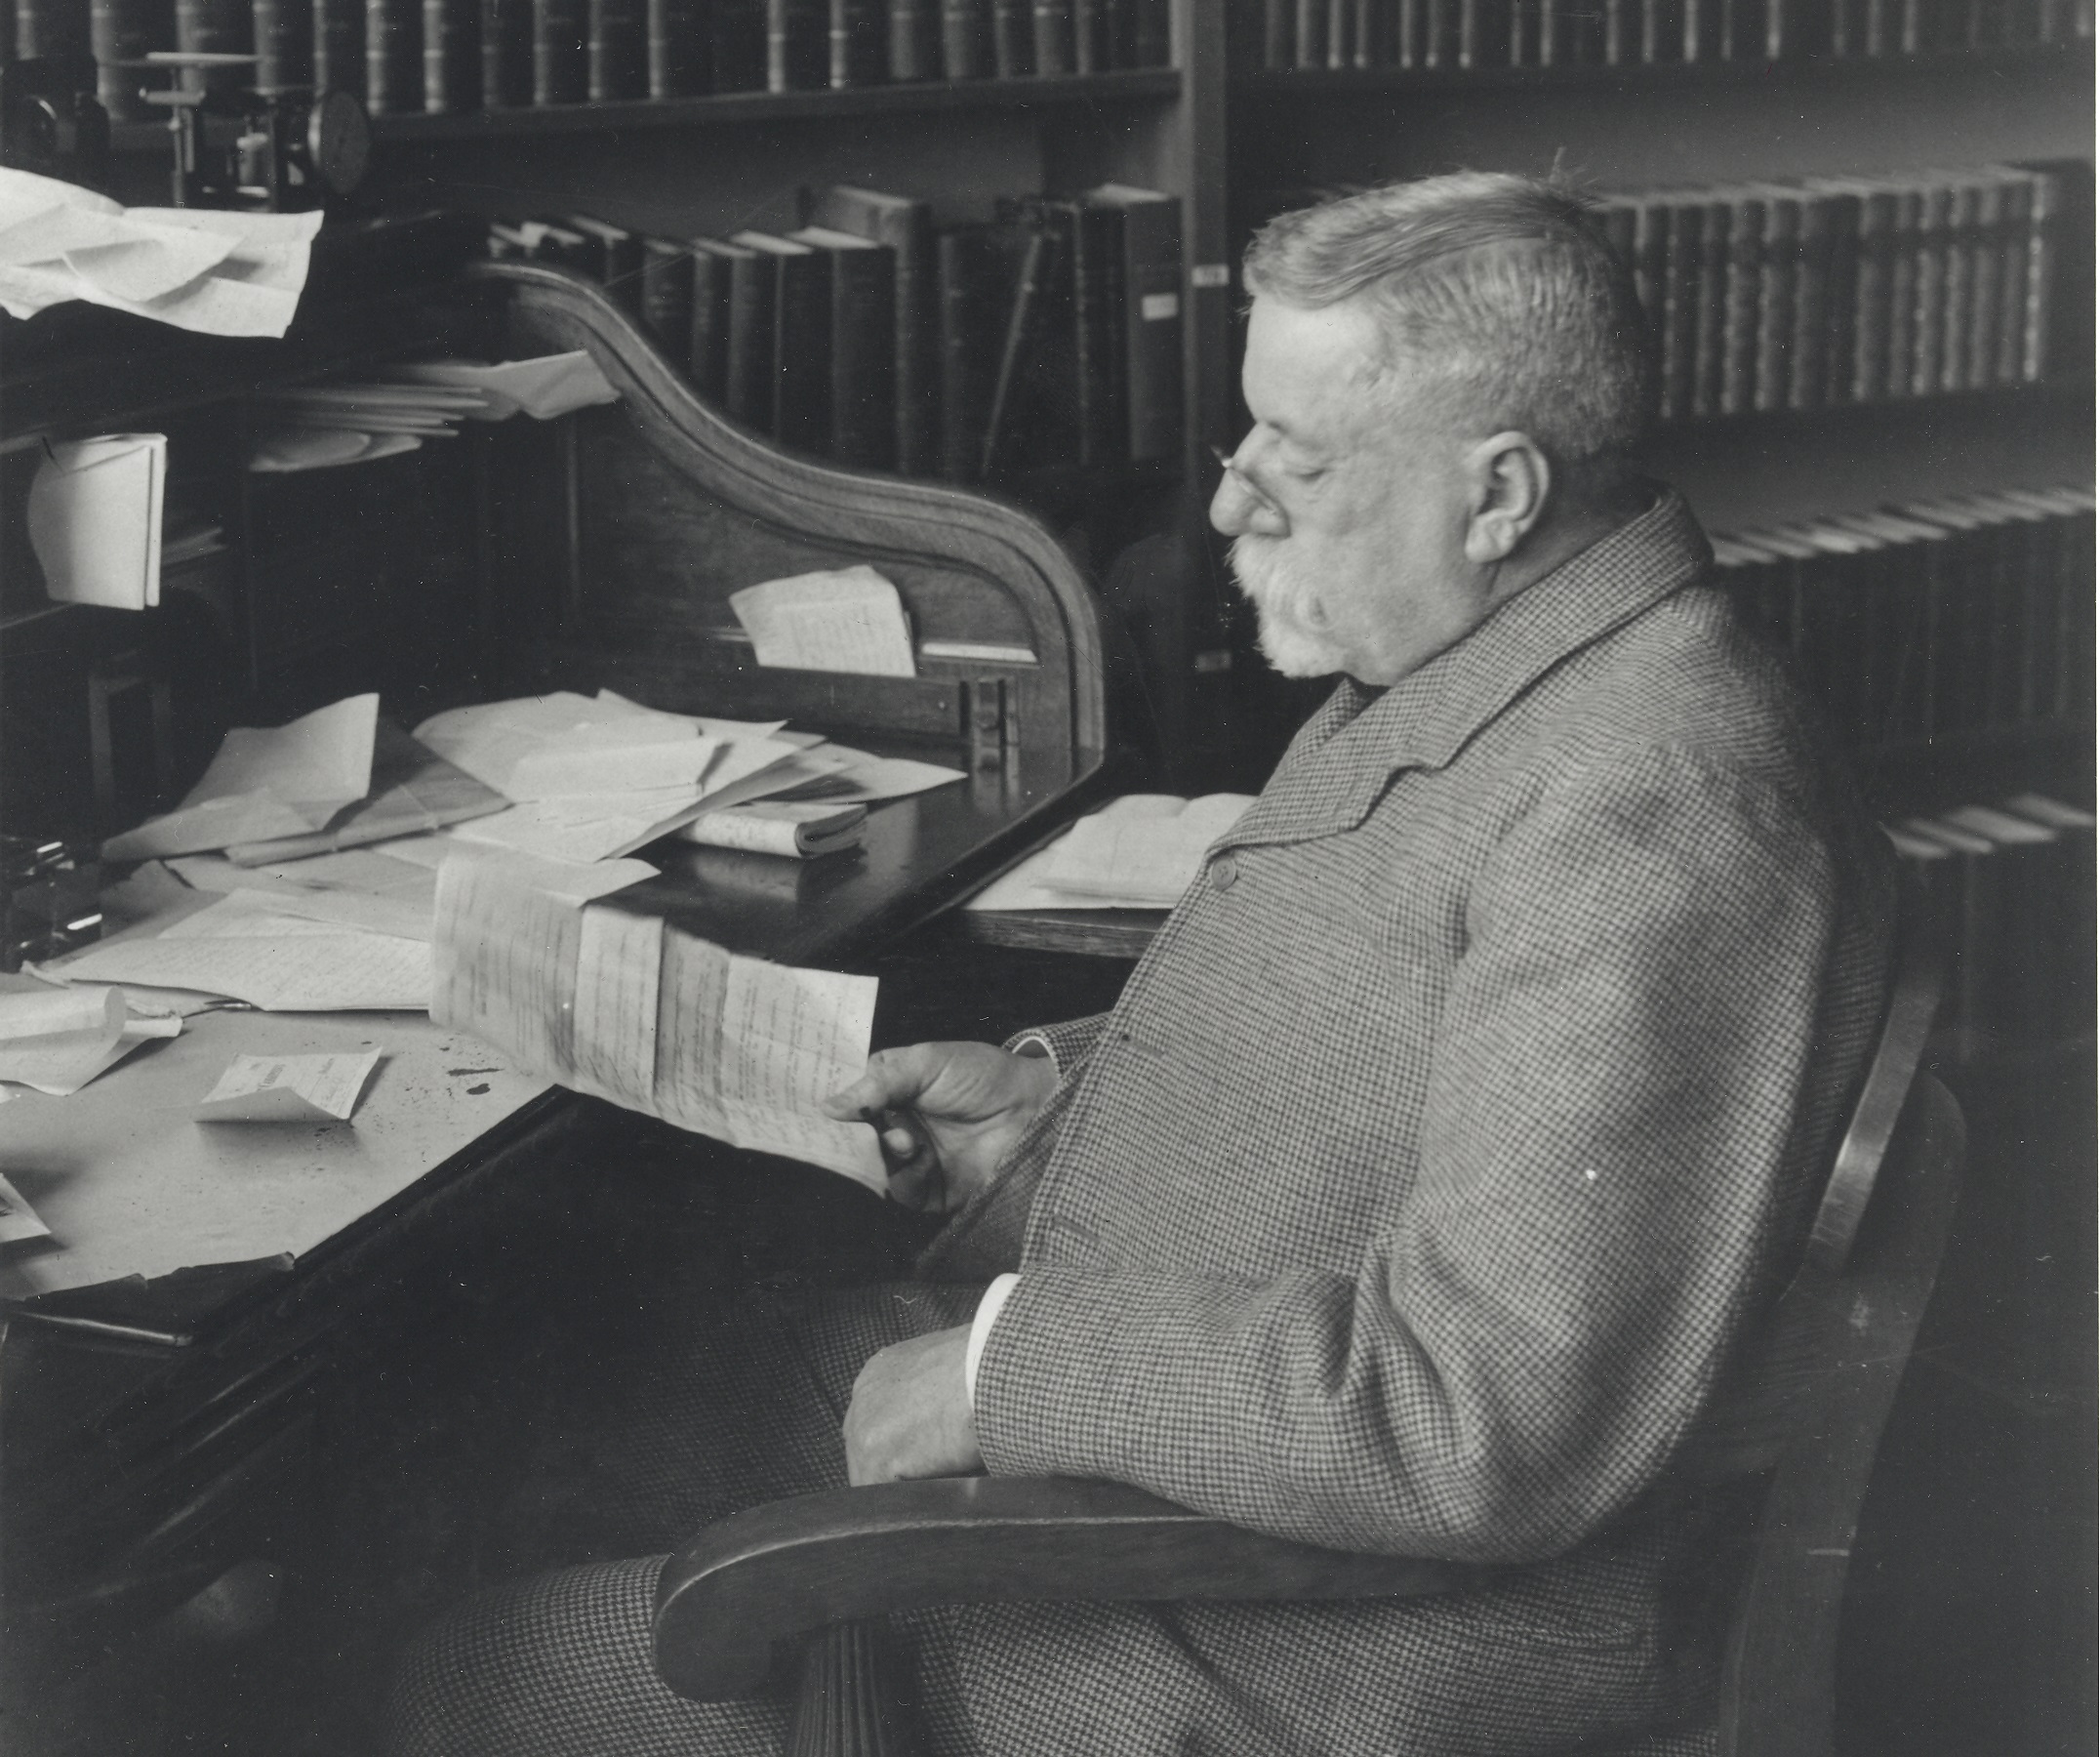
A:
<box><xmin>1209</xmin><ymin>854</ymin><xmax>1238</xmax><ymax>890</ymax></box>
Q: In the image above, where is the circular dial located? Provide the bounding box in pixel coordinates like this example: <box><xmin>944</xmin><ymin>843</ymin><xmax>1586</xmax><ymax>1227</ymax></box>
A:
<box><xmin>306</xmin><ymin>90</ymin><xmax>372</xmax><ymax>198</ymax></box>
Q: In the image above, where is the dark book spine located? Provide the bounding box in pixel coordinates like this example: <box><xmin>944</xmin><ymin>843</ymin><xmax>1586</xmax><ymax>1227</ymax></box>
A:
<box><xmin>709</xmin><ymin>0</ymin><xmax>766</xmax><ymax>84</ymax></box>
<box><xmin>424</xmin><ymin>0</ymin><xmax>478</xmax><ymax>107</ymax></box>
<box><xmin>1690</xmin><ymin>195</ymin><xmax>1730</xmax><ymax>418</ymax></box>
<box><xmin>991</xmin><ymin>0</ymin><xmax>1032</xmax><ymax>69</ymax></box>
<box><xmin>94</xmin><ymin>0</ymin><xmax>169</xmax><ymax>119</ymax></box>
<box><xmin>1114</xmin><ymin>198</ymin><xmax>1184</xmax><ymax>462</ymax></box>
<box><xmin>175</xmin><ymin>0</ymin><xmax>248</xmax><ymax>89</ymax></box>
<box><xmin>1350</xmin><ymin>0</ymin><xmax>1381</xmax><ymax>64</ymax></box>
<box><xmin>1753</xmin><ymin>191</ymin><xmax>1797</xmax><ymax>412</ymax></box>
<box><xmin>1788</xmin><ymin>190</ymin><xmax>1834</xmax><ymax>409</ymax></box>
<box><xmin>1629</xmin><ymin>196</ymin><xmax>1668</xmax><ymax>351</ymax></box>
<box><xmin>1718</xmin><ymin>191</ymin><xmax>1764</xmax><ymax>416</ymax></box>
<box><xmin>1846</xmin><ymin>188</ymin><xmax>1891</xmax><ymax>401</ymax></box>
<box><xmin>773</xmin><ymin>250</ymin><xmax>832</xmax><ymax>450</ymax></box>
<box><xmin>1682</xmin><ymin>0</ymin><xmax>1717</xmax><ymax>56</ymax></box>
<box><xmin>1032</xmin><ymin>0</ymin><xmax>1073</xmax><ymax>68</ymax></box>
<box><xmin>2021</xmin><ymin>168</ymin><xmax>2061</xmax><ymax>383</ymax></box>
<box><xmin>1937</xmin><ymin>178</ymin><xmax>1978</xmax><ymax>393</ymax></box>
<box><xmin>1323</xmin><ymin>0</ymin><xmax>1352</xmax><ymax>64</ymax></box>
<box><xmin>828</xmin><ymin>0</ymin><xmax>885</xmax><ymax>80</ymax></box>
<box><xmin>483</xmin><ymin>0</ymin><xmax>533</xmax><ymax>101</ymax></box>
<box><xmin>646</xmin><ymin>0</ymin><xmax>704</xmax><ymax>90</ymax></box>
<box><xmin>938</xmin><ymin>227</ymin><xmax>1000</xmax><ymax>482</ymax></box>
<box><xmin>364</xmin><ymin>0</ymin><xmax>421</xmax><ymax>109</ymax></box>
<box><xmin>689</xmin><ymin>250</ymin><xmax>733</xmax><ymax>401</ymax></box>
<box><xmin>815</xmin><ymin>193</ymin><xmax>939</xmax><ymax>474</ymax></box>
<box><xmin>889</xmin><ymin>0</ymin><xmax>938</xmax><ymax>72</ymax></box>
<box><xmin>588</xmin><ymin>0</ymin><xmax>647</xmax><ymax>93</ymax></box>
<box><xmin>258</xmin><ymin>6</ymin><xmax>325</xmax><ymax>100</ymax></box>
<box><xmin>1420</xmin><ymin>0</ymin><xmax>1451</xmax><ymax>61</ymax></box>
<box><xmin>1963</xmin><ymin>176</ymin><xmax>2005</xmax><ymax>391</ymax></box>
<box><xmin>20</xmin><ymin>0</ymin><xmax>89</xmax><ymax>59</ymax></box>
<box><xmin>640</xmin><ymin>240</ymin><xmax>696</xmax><ymax>372</ymax></box>
<box><xmin>1908</xmin><ymin>179</ymin><xmax>1950</xmax><ymax>397</ymax></box>
<box><xmin>314</xmin><ymin>0</ymin><xmax>366</xmax><ymax>92</ymax></box>
<box><xmin>1992</xmin><ymin>175</ymin><xmax>2032</xmax><ymax>387</ymax></box>
<box><xmin>1071</xmin><ymin>203</ymin><xmax>1123</xmax><ymax>467</ymax></box>
<box><xmin>1658</xmin><ymin>199</ymin><xmax>1702</xmax><ymax>424</ymax></box>
<box><xmin>1261</xmin><ymin>0</ymin><xmax>1291</xmax><ymax>62</ymax></box>
<box><xmin>1294</xmin><ymin>0</ymin><xmax>1325</xmax><ymax>63</ymax></box>
<box><xmin>827</xmin><ymin>247</ymin><xmax>898</xmax><ymax>467</ymax></box>
<box><xmin>983</xmin><ymin>223</ymin><xmax>1059</xmax><ymax>475</ymax></box>
<box><xmin>1073</xmin><ymin>0</ymin><xmax>1105</xmax><ymax>66</ymax></box>
<box><xmin>533</xmin><ymin>0</ymin><xmax>586</xmax><ymax>97</ymax></box>
<box><xmin>1458</xmin><ymin>0</ymin><xmax>1508</xmax><ymax>62</ymax></box>
<box><xmin>1602</xmin><ymin>0</ymin><xmax>1631</xmax><ymax>58</ymax></box>
<box><xmin>768</xmin><ymin>0</ymin><xmax>827</xmax><ymax>84</ymax></box>
<box><xmin>1641</xmin><ymin>0</ymin><xmax>1683</xmax><ymax>59</ymax></box>
<box><xmin>1882</xmin><ymin>184</ymin><xmax>1919</xmax><ymax>401</ymax></box>
<box><xmin>724</xmin><ymin>255</ymin><xmax>779</xmax><ymax>429</ymax></box>
<box><xmin>942</xmin><ymin>0</ymin><xmax>991</xmax><ymax>71</ymax></box>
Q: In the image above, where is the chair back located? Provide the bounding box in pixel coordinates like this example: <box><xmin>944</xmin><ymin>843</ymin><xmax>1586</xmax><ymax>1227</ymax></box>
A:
<box><xmin>1709</xmin><ymin>910</ymin><xmax>1965</xmax><ymax>1757</ymax></box>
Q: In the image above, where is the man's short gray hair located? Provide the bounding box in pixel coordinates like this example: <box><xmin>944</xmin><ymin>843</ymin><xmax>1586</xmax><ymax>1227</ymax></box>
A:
<box><xmin>1242</xmin><ymin>172</ymin><xmax>1654</xmax><ymax>477</ymax></box>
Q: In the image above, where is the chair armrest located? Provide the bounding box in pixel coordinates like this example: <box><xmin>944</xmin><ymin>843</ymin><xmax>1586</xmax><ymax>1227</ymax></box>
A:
<box><xmin>653</xmin><ymin>1476</ymin><xmax>1475</xmax><ymax>1700</ymax></box>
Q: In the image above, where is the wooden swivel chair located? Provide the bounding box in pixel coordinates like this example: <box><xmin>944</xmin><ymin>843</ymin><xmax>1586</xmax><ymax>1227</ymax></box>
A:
<box><xmin>654</xmin><ymin>916</ymin><xmax>1963</xmax><ymax>1757</ymax></box>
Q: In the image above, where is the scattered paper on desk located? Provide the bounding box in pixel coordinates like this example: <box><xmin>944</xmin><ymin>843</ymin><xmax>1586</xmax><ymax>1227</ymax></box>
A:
<box><xmin>196</xmin><ymin>1049</ymin><xmax>381</xmax><ymax>1123</ymax></box>
<box><xmin>413</xmin><ymin>692</ymin><xmax>716</xmax><ymax>799</ymax></box>
<box><xmin>227</xmin><ymin>721</ymin><xmax>508</xmax><ymax>864</ymax></box>
<box><xmin>788</xmin><ymin>743</ymin><xmax>965</xmax><ymax>805</ymax></box>
<box><xmin>0</xmin><ymin>168</ymin><xmax>320</xmax><ymax>337</ymax></box>
<box><xmin>387</xmin><ymin>352</ymin><xmax>618</xmax><ymax>421</ymax></box>
<box><xmin>731</xmin><ymin>566</ymin><xmax>916</xmax><ymax>677</ymax></box>
<box><xmin>0</xmin><ymin>1172</ymin><xmax>50</xmax><ymax>1246</ymax></box>
<box><xmin>27</xmin><ymin>433</ymin><xmax>166</xmax><ymax>611</ymax></box>
<box><xmin>102</xmin><ymin>694</ymin><xmax>379</xmax><ymax>862</ymax></box>
<box><xmin>46</xmin><ymin>931</ymin><xmax>430</xmax><ymax>1011</ymax></box>
<box><xmin>968</xmin><ymin>793</ymin><xmax>1256</xmax><ymax>912</ymax></box>
<box><xmin>433</xmin><ymin>852</ymin><xmax>882</xmax><ymax>1189</ymax></box>
<box><xmin>0</xmin><ymin>983</ymin><xmax>180</xmax><ymax>1096</ymax></box>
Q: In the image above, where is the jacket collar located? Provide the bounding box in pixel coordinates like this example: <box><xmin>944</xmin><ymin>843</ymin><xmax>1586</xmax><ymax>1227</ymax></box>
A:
<box><xmin>1219</xmin><ymin>490</ymin><xmax>1713</xmax><ymax>853</ymax></box>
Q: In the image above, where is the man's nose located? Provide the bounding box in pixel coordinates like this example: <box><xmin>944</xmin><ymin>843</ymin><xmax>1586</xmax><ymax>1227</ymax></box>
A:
<box><xmin>1208</xmin><ymin>449</ymin><xmax>1287</xmax><ymax>538</ymax></box>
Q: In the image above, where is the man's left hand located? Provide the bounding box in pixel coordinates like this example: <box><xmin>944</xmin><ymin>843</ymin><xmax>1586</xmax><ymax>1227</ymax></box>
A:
<box><xmin>843</xmin><ymin>1325</ymin><xmax>984</xmax><ymax>1486</ymax></box>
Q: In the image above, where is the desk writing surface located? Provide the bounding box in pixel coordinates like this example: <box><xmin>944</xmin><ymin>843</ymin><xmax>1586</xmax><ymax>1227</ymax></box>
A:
<box><xmin>0</xmin><ymin>996</ymin><xmax>548</xmax><ymax>1300</ymax></box>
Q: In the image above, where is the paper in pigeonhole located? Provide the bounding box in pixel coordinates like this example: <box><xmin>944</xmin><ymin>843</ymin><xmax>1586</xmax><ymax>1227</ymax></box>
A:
<box><xmin>27</xmin><ymin>433</ymin><xmax>167</xmax><ymax>611</ymax></box>
<box><xmin>196</xmin><ymin>1050</ymin><xmax>382</xmax><ymax>1123</ymax></box>
<box><xmin>385</xmin><ymin>352</ymin><xmax>618</xmax><ymax>421</ymax></box>
<box><xmin>0</xmin><ymin>984</ymin><xmax>182</xmax><ymax>1095</ymax></box>
<box><xmin>730</xmin><ymin>566</ymin><xmax>916</xmax><ymax>677</ymax></box>
<box><xmin>101</xmin><ymin>694</ymin><xmax>380</xmax><ymax>861</ymax></box>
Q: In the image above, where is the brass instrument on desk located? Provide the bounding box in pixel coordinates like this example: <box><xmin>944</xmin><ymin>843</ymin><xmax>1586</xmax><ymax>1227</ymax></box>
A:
<box><xmin>129</xmin><ymin>54</ymin><xmax>372</xmax><ymax>211</ymax></box>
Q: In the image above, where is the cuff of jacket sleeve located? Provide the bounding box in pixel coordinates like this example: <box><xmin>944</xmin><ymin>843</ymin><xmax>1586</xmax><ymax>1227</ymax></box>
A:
<box><xmin>964</xmin><ymin>1273</ymin><xmax>1020</xmax><ymax>1407</ymax></box>
<box><xmin>999</xmin><ymin>1013</ymin><xmax>1111</xmax><ymax>1079</ymax></box>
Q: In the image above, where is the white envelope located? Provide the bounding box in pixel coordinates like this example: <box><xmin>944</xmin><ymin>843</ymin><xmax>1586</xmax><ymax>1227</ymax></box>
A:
<box><xmin>102</xmin><ymin>694</ymin><xmax>380</xmax><ymax>861</ymax></box>
<box><xmin>27</xmin><ymin>434</ymin><xmax>167</xmax><ymax>611</ymax></box>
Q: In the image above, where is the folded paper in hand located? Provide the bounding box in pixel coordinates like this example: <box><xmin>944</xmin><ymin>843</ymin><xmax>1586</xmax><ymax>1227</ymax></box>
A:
<box><xmin>731</xmin><ymin>565</ymin><xmax>916</xmax><ymax>677</ymax></box>
<box><xmin>27</xmin><ymin>433</ymin><xmax>166</xmax><ymax>611</ymax></box>
<box><xmin>102</xmin><ymin>694</ymin><xmax>380</xmax><ymax>862</ymax></box>
<box><xmin>433</xmin><ymin>850</ymin><xmax>882</xmax><ymax>1188</ymax></box>
<box><xmin>0</xmin><ymin>168</ymin><xmax>321</xmax><ymax>338</ymax></box>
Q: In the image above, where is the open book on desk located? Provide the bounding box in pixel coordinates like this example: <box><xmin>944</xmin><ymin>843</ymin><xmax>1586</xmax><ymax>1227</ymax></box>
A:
<box><xmin>432</xmin><ymin>851</ymin><xmax>882</xmax><ymax>1190</ymax></box>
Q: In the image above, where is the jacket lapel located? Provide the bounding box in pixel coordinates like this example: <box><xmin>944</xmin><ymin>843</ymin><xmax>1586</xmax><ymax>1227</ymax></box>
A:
<box><xmin>1218</xmin><ymin>492</ymin><xmax>1714</xmax><ymax>853</ymax></box>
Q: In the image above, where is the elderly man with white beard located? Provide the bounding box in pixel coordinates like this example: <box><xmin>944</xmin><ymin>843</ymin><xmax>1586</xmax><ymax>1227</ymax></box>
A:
<box><xmin>388</xmin><ymin>171</ymin><xmax>1896</xmax><ymax>1757</ymax></box>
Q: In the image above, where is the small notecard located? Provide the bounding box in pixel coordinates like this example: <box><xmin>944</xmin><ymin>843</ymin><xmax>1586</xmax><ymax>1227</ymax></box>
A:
<box><xmin>196</xmin><ymin>1049</ymin><xmax>381</xmax><ymax>1123</ymax></box>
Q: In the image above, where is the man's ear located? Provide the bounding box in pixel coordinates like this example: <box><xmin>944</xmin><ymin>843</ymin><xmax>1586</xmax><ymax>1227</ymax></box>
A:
<box><xmin>1462</xmin><ymin>432</ymin><xmax>1553</xmax><ymax>564</ymax></box>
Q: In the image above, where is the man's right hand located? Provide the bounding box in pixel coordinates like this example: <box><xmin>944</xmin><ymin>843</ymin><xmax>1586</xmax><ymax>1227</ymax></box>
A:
<box><xmin>822</xmin><ymin>1042</ymin><xmax>1059</xmax><ymax>1214</ymax></box>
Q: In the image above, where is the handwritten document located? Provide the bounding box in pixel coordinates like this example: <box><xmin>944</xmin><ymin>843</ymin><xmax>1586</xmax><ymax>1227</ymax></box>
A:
<box><xmin>730</xmin><ymin>566</ymin><xmax>916</xmax><ymax>677</ymax></box>
<box><xmin>48</xmin><ymin>932</ymin><xmax>431</xmax><ymax>1011</ymax></box>
<box><xmin>433</xmin><ymin>851</ymin><xmax>881</xmax><ymax>1188</ymax></box>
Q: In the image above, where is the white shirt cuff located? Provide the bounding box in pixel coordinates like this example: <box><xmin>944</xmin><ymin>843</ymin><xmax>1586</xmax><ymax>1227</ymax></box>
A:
<box><xmin>963</xmin><ymin>1273</ymin><xmax>1021</xmax><ymax>1408</ymax></box>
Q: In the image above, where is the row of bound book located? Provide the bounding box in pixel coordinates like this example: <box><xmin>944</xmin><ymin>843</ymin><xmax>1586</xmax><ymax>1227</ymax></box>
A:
<box><xmin>54</xmin><ymin>0</ymin><xmax>1170</xmax><ymax>121</ymax></box>
<box><xmin>1883</xmin><ymin>794</ymin><xmax>2095</xmax><ymax>1062</ymax></box>
<box><xmin>1237</xmin><ymin>0</ymin><xmax>2095</xmax><ymax>73</ymax></box>
<box><xmin>495</xmin><ymin>181</ymin><xmax>1185</xmax><ymax>481</ymax></box>
<box><xmin>1708</xmin><ymin>482</ymin><xmax>2095</xmax><ymax>756</ymax></box>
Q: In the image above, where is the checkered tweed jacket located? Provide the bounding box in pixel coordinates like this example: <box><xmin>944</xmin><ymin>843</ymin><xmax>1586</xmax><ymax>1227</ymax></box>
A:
<box><xmin>910</xmin><ymin>491</ymin><xmax>1894</xmax><ymax>1737</ymax></box>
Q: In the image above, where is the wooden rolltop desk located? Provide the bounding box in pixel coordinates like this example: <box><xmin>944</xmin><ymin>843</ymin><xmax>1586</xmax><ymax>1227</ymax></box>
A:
<box><xmin>0</xmin><ymin>255</ymin><xmax>1128</xmax><ymax>1757</ymax></box>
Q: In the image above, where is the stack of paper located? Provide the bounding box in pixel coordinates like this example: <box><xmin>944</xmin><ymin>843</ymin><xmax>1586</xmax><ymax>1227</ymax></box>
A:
<box><xmin>249</xmin><ymin>351</ymin><xmax>619</xmax><ymax>472</ymax></box>
<box><xmin>968</xmin><ymin>794</ymin><xmax>1256</xmax><ymax>912</ymax></box>
<box><xmin>0</xmin><ymin>167</ymin><xmax>321</xmax><ymax>338</ymax></box>
<box><xmin>433</xmin><ymin>848</ymin><xmax>883</xmax><ymax>1188</ymax></box>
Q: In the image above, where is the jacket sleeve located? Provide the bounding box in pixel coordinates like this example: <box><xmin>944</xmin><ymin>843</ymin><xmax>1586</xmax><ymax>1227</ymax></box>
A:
<box><xmin>971</xmin><ymin>748</ymin><xmax>1849</xmax><ymax>1564</ymax></box>
<box><xmin>911</xmin><ymin>1013</ymin><xmax>1116</xmax><ymax>1283</ymax></box>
